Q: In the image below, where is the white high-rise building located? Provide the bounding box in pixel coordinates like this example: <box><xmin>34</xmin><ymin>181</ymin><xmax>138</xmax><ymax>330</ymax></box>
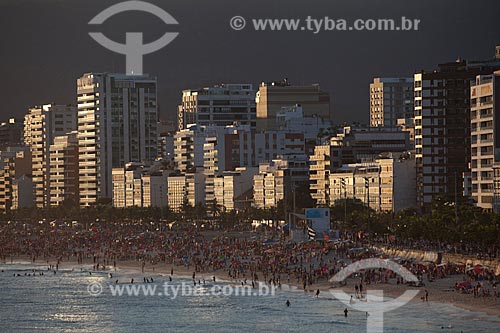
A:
<box><xmin>471</xmin><ymin>72</ymin><xmax>500</xmax><ymax>210</ymax></box>
<box><xmin>77</xmin><ymin>73</ymin><xmax>158</xmax><ymax>206</ymax></box>
<box><xmin>24</xmin><ymin>104</ymin><xmax>77</xmax><ymax>207</ymax></box>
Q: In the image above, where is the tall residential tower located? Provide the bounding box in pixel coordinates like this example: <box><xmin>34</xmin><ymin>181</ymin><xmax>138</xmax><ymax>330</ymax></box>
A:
<box><xmin>414</xmin><ymin>60</ymin><xmax>497</xmax><ymax>208</ymax></box>
<box><xmin>24</xmin><ymin>104</ymin><xmax>77</xmax><ymax>207</ymax></box>
<box><xmin>77</xmin><ymin>73</ymin><xmax>158</xmax><ymax>206</ymax></box>
<box><xmin>471</xmin><ymin>72</ymin><xmax>500</xmax><ymax>210</ymax></box>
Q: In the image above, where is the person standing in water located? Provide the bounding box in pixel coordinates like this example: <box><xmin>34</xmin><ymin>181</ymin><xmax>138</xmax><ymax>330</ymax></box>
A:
<box><xmin>286</xmin><ymin>300</ymin><xmax>291</xmax><ymax>307</ymax></box>
<box><xmin>344</xmin><ymin>308</ymin><xmax>349</xmax><ymax>317</ymax></box>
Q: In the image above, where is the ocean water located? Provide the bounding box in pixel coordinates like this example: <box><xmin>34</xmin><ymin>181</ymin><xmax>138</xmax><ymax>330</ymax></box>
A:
<box><xmin>1</xmin><ymin>263</ymin><xmax>499</xmax><ymax>333</ymax></box>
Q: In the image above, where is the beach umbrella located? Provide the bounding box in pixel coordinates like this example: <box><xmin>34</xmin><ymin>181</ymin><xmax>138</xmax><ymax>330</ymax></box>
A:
<box><xmin>467</xmin><ymin>265</ymin><xmax>487</xmax><ymax>273</ymax></box>
<box><xmin>473</xmin><ymin>265</ymin><xmax>487</xmax><ymax>274</ymax></box>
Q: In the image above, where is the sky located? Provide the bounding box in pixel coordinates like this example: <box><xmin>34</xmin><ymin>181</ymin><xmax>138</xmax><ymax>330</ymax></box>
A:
<box><xmin>0</xmin><ymin>0</ymin><xmax>499</xmax><ymax>125</ymax></box>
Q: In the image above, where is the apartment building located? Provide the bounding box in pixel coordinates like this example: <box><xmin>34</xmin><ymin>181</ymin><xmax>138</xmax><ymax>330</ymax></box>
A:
<box><xmin>329</xmin><ymin>153</ymin><xmax>416</xmax><ymax>212</ymax></box>
<box><xmin>49</xmin><ymin>131</ymin><xmax>79</xmax><ymax>206</ymax></box>
<box><xmin>370</xmin><ymin>77</ymin><xmax>414</xmax><ymax>127</ymax></box>
<box><xmin>470</xmin><ymin>72</ymin><xmax>500</xmax><ymax>209</ymax></box>
<box><xmin>77</xmin><ymin>73</ymin><xmax>157</xmax><ymax>206</ymax></box>
<box><xmin>24</xmin><ymin>104</ymin><xmax>77</xmax><ymax>207</ymax></box>
<box><xmin>177</xmin><ymin>84</ymin><xmax>256</xmax><ymax>130</ymax></box>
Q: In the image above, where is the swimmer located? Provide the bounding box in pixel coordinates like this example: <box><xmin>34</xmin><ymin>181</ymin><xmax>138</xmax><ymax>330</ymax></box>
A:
<box><xmin>286</xmin><ymin>300</ymin><xmax>291</xmax><ymax>307</ymax></box>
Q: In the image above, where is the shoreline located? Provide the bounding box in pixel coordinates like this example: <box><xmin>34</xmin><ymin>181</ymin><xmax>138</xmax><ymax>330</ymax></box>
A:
<box><xmin>3</xmin><ymin>256</ymin><xmax>499</xmax><ymax>318</ymax></box>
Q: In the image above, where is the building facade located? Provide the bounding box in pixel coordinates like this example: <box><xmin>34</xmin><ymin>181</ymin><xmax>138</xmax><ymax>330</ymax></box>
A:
<box><xmin>213</xmin><ymin>167</ymin><xmax>257</xmax><ymax>212</ymax></box>
<box><xmin>309</xmin><ymin>145</ymin><xmax>331</xmax><ymax>206</ymax></box>
<box><xmin>256</xmin><ymin>79</ymin><xmax>331</xmax><ymax>130</ymax></box>
<box><xmin>253</xmin><ymin>159</ymin><xmax>290</xmax><ymax>209</ymax></box>
<box><xmin>166</xmin><ymin>173</ymin><xmax>205</xmax><ymax>211</ymax></box>
<box><xmin>141</xmin><ymin>171</ymin><xmax>168</xmax><ymax>208</ymax></box>
<box><xmin>24</xmin><ymin>104</ymin><xmax>77</xmax><ymax>208</ymax></box>
<box><xmin>329</xmin><ymin>153</ymin><xmax>416</xmax><ymax>212</ymax></box>
<box><xmin>167</xmin><ymin>174</ymin><xmax>187</xmax><ymax>212</ymax></box>
<box><xmin>370</xmin><ymin>77</ymin><xmax>414</xmax><ymax>127</ymax></box>
<box><xmin>330</xmin><ymin>126</ymin><xmax>411</xmax><ymax>168</ymax></box>
<box><xmin>49</xmin><ymin>131</ymin><xmax>79</xmax><ymax>207</ymax></box>
<box><xmin>177</xmin><ymin>84</ymin><xmax>256</xmax><ymax>130</ymax></box>
<box><xmin>0</xmin><ymin>118</ymin><xmax>23</xmax><ymax>150</ymax></box>
<box><xmin>77</xmin><ymin>73</ymin><xmax>158</xmax><ymax>206</ymax></box>
<box><xmin>414</xmin><ymin>60</ymin><xmax>493</xmax><ymax>208</ymax></box>
<box><xmin>112</xmin><ymin>163</ymin><xmax>168</xmax><ymax>208</ymax></box>
<box><xmin>470</xmin><ymin>72</ymin><xmax>500</xmax><ymax>209</ymax></box>
<box><xmin>0</xmin><ymin>147</ymin><xmax>32</xmax><ymax>212</ymax></box>
<box><xmin>174</xmin><ymin>125</ymin><xmax>207</xmax><ymax>173</ymax></box>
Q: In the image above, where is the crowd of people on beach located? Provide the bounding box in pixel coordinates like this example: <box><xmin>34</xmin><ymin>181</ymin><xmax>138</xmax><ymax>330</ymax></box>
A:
<box><xmin>379</xmin><ymin>237</ymin><xmax>500</xmax><ymax>260</ymax></box>
<box><xmin>0</xmin><ymin>219</ymin><xmax>498</xmax><ymax>300</ymax></box>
